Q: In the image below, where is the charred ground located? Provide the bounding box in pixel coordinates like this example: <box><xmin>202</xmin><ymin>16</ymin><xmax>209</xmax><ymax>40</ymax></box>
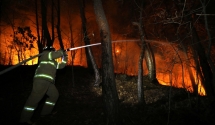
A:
<box><xmin>0</xmin><ymin>65</ymin><xmax>215</xmax><ymax>125</ymax></box>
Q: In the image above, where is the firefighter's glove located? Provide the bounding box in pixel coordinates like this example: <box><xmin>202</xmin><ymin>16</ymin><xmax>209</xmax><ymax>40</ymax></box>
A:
<box><xmin>63</xmin><ymin>54</ymin><xmax>68</xmax><ymax>62</ymax></box>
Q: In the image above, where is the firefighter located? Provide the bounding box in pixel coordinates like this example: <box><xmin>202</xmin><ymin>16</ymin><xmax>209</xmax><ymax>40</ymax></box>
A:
<box><xmin>18</xmin><ymin>46</ymin><xmax>68</xmax><ymax>125</ymax></box>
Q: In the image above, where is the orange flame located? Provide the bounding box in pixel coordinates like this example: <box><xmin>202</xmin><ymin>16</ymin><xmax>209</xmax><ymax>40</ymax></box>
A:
<box><xmin>0</xmin><ymin>33</ymin><xmax>206</xmax><ymax>96</ymax></box>
<box><xmin>116</xmin><ymin>49</ymin><xmax>120</xmax><ymax>53</ymax></box>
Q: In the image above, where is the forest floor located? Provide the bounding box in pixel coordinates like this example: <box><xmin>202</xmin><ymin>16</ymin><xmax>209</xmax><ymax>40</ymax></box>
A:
<box><xmin>1</xmin><ymin>65</ymin><xmax>215</xmax><ymax>125</ymax></box>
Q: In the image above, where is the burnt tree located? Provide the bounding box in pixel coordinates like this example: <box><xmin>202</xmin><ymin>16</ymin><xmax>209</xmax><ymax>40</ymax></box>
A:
<box><xmin>190</xmin><ymin>19</ymin><xmax>214</xmax><ymax>96</ymax></box>
<box><xmin>79</xmin><ymin>0</ymin><xmax>101</xmax><ymax>86</ymax></box>
<box><xmin>200</xmin><ymin>0</ymin><xmax>215</xmax><ymax>96</ymax></box>
<box><xmin>35</xmin><ymin>0</ymin><xmax>43</xmax><ymax>53</ymax></box>
<box><xmin>133</xmin><ymin>0</ymin><xmax>146</xmax><ymax>105</ymax></box>
<box><xmin>56</xmin><ymin>0</ymin><xmax>64</xmax><ymax>49</ymax></box>
<box><xmin>93</xmin><ymin>0</ymin><xmax>120</xmax><ymax>124</ymax></box>
<box><xmin>51</xmin><ymin>0</ymin><xmax>55</xmax><ymax>45</ymax></box>
<box><xmin>41</xmin><ymin>0</ymin><xmax>53</xmax><ymax>47</ymax></box>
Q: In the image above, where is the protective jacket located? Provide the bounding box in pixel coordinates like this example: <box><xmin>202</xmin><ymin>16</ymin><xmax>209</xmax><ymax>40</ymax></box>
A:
<box><xmin>19</xmin><ymin>50</ymin><xmax>68</xmax><ymax>123</ymax></box>
<box><xmin>34</xmin><ymin>50</ymin><xmax>68</xmax><ymax>83</ymax></box>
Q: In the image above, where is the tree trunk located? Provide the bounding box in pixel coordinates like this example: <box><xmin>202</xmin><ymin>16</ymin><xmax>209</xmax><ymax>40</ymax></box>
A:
<box><xmin>93</xmin><ymin>0</ymin><xmax>120</xmax><ymax>124</ymax></box>
<box><xmin>201</xmin><ymin>1</ymin><xmax>215</xmax><ymax>96</ymax></box>
<box><xmin>79</xmin><ymin>0</ymin><xmax>101</xmax><ymax>86</ymax></box>
<box><xmin>35</xmin><ymin>0</ymin><xmax>43</xmax><ymax>54</ymax></box>
<box><xmin>190</xmin><ymin>18</ymin><xmax>214</xmax><ymax>97</ymax></box>
<box><xmin>79</xmin><ymin>0</ymin><xmax>92</xmax><ymax>69</ymax></box>
<box><xmin>145</xmin><ymin>43</ymin><xmax>158</xmax><ymax>84</ymax></box>
<box><xmin>137</xmin><ymin>41</ymin><xmax>145</xmax><ymax>104</ymax></box>
<box><xmin>132</xmin><ymin>0</ymin><xmax>146</xmax><ymax>105</ymax></box>
<box><xmin>56</xmin><ymin>0</ymin><xmax>64</xmax><ymax>49</ymax></box>
<box><xmin>51</xmin><ymin>0</ymin><xmax>55</xmax><ymax>42</ymax></box>
<box><xmin>181</xmin><ymin>43</ymin><xmax>198</xmax><ymax>95</ymax></box>
<box><xmin>41</xmin><ymin>0</ymin><xmax>52</xmax><ymax>46</ymax></box>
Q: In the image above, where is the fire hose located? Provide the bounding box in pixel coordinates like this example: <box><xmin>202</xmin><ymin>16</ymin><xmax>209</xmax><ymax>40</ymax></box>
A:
<box><xmin>0</xmin><ymin>43</ymin><xmax>101</xmax><ymax>75</ymax></box>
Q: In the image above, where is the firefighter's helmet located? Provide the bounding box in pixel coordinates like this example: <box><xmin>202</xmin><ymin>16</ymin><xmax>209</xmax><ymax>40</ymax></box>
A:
<box><xmin>43</xmin><ymin>46</ymin><xmax>55</xmax><ymax>51</ymax></box>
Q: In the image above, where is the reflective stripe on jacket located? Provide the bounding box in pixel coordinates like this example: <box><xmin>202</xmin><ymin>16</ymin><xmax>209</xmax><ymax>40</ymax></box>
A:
<box><xmin>34</xmin><ymin>50</ymin><xmax>68</xmax><ymax>82</ymax></box>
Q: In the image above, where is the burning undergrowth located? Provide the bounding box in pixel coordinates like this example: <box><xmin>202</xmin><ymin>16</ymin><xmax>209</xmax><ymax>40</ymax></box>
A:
<box><xmin>0</xmin><ymin>65</ymin><xmax>215</xmax><ymax>125</ymax></box>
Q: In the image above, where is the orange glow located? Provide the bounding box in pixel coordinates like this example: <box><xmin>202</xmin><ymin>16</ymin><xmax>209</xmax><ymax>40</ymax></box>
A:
<box><xmin>110</xmin><ymin>39</ymin><xmax>206</xmax><ymax>96</ymax></box>
<box><xmin>157</xmin><ymin>73</ymin><xmax>206</xmax><ymax>96</ymax></box>
<box><xmin>151</xmin><ymin>43</ymin><xmax>206</xmax><ymax>96</ymax></box>
<box><xmin>0</xmin><ymin>31</ymin><xmax>206</xmax><ymax>96</ymax></box>
<box><xmin>0</xmin><ymin>4</ymin><xmax>206</xmax><ymax>96</ymax></box>
<box><xmin>116</xmin><ymin>49</ymin><xmax>120</xmax><ymax>53</ymax></box>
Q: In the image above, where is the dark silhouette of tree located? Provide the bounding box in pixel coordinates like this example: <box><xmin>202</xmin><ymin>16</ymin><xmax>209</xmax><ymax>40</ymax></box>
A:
<box><xmin>174</xmin><ymin>0</ymin><xmax>215</xmax><ymax>97</ymax></box>
<box><xmin>200</xmin><ymin>0</ymin><xmax>215</xmax><ymax>97</ymax></box>
<box><xmin>35</xmin><ymin>0</ymin><xmax>43</xmax><ymax>54</ymax></box>
<box><xmin>65</xmin><ymin>0</ymin><xmax>77</xmax><ymax>87</ymax></box>
<box><xmin>36</xmin><ymin>0</ymin><xmax>65</xmax><ymax>52</ymax></box>
<box><xmin>56</xmin><ymin>0</ymin><xmax>64</xmax><ymax>49</ymax></box>
<box><xmin>79</xmin><ymin>0</ymin><xmax>101</xmax><ymax>86</ymax></box>
<box><xmin>93</xmin><ymin>0</ymin><xmax>120</xmax><ymax>124</ymax></box>
<box><xmin>12</xmin><ymin>26</ymin><xmax>37</xmax><ymax>63</ymax></box>
<box><xmin>41</xmin><ymin>0</ymin><xmax>53</xmax><ymax>47</ymax></box>
<box><xmin>132</xmin><ymin>0</ymin><xmax>146</xmax><ymax>105</ymax></box>
<box><xmin>190</xmin><ymin>16</ymin><xmax>214</xmax><ymax>96</ymax></box>
<box><xmin>51</xmin><ymin>0</ymin><xmax>55</xmax><ymax>44</ymax></box>
<box><xmin>79</xmin><ymin>0</ymin><xmax>93</xmax><ymax>69</ymax></box>
<box><xmin>79</xmin><ymin>0</ymin><xmax>100</xmax><ymax>86</ymax></box>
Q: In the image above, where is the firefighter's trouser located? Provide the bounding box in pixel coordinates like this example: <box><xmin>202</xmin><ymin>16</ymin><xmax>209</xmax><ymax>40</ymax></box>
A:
<box><xmin>20</xmin><ymin>79</ymin><xmax>59</xmax><ymax>122</ymax></box>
